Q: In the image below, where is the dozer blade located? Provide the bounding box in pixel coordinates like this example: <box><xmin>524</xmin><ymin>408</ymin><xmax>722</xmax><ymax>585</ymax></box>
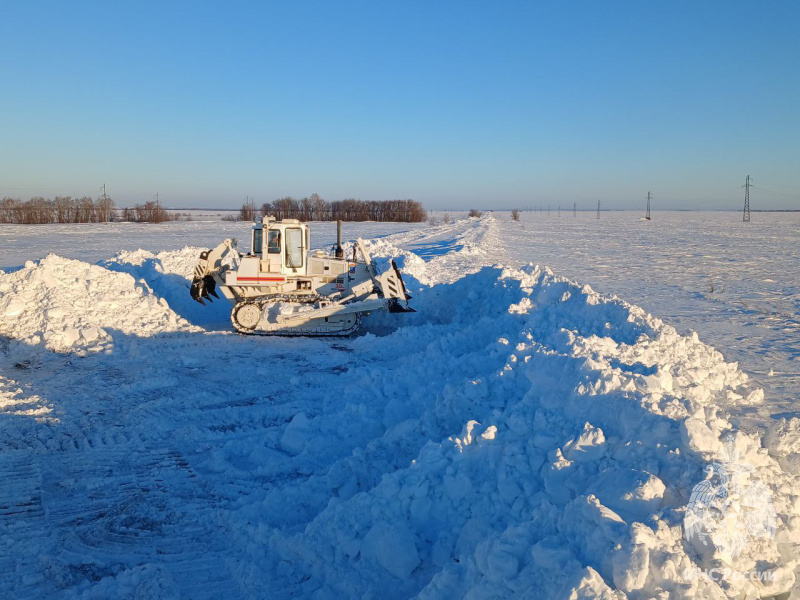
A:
<box><xmin>388</xmin><ymin>298</ymin><xmax>416</xmax><ymax>313</ymax></box>
<box><xmin>378</xmin><ymin>259</ymin><xmax>414</xmax><ymax>312</ymax></box>
<box><xmin>391</xmin><ymin>260</ymin><xmax>411</xmax><ymax>302</ymax></box>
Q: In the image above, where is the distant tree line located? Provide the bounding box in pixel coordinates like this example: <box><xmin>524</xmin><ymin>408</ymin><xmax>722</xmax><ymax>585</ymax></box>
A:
<box><xmin>0</xmin><ymin>196</ymin><xmax>185</xmax><ymax>224</ymax></box>
<box><xmin>120</xmin><ymin>201</ymin><xmax>174</xmax><ymax>223</ymax></box>
<box><xmin>0</xmin><ymin>196</ymin><xmax>116</xmax><ymax>224</ymax></box>
<box><xmin>0</xmin><ymin>194</ymin><xmax>427</xmax><ymax>225</ymax></box>
<box><xmin>238</xmin><ymin>194</ymin><xmax>427</xmax><ymax>223</ymax></box>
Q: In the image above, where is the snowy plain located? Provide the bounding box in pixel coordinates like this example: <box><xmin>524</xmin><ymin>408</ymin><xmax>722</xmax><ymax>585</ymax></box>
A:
<box><xmin>0</xmin><ymin>212</ymin><xmax>799</xmax><ymax>598</ymax></box>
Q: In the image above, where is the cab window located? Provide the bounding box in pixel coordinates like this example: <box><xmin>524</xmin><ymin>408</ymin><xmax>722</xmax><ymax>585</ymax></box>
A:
<box><xmin>252</xmin><ymin>228</ymin><xmax>263</xmax><ymax>254</ymax></box>
<box><xmin>267</xmin><ymin>230</ymin><xmax>281</xmax><ymax>254</ymax></box>
<box><xmin>285</xmin><ymin>228</ymin><xmax>303</xmax><ymax>268</ymax></box>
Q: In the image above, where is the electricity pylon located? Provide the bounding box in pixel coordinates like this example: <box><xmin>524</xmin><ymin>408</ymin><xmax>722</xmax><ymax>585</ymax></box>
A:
<box><xmin>742</xmin><ymin>175</ymin><xmax>752</xmax><ymax>222</ymax></box>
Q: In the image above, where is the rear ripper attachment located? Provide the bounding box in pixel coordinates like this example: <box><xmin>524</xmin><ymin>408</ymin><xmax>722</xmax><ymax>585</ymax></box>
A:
<box><xmin>189</xmin><ymin>250</ymin><xmax>220</xmax><ymax>305</ymax></box>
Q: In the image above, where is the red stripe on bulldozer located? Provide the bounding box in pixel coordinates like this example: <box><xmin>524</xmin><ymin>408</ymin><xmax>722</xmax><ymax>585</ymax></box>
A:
<box><xmin>237</xmin><ymin>276</ymin><xmax>285</xmax><ymax>282</ymax></box>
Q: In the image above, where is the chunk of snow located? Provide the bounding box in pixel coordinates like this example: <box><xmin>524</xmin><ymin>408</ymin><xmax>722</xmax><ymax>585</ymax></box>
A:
<box><xmin>361</xmin><ymin>522</ymin><xmax>420</xmax><ymax>580</ymax></box>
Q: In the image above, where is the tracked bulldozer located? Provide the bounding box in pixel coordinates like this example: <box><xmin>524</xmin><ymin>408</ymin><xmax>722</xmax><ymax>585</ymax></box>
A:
<box><xmin>189</xmin><ymin>217</ymin><xmax>414</xmax><ymax>336</ymax></box>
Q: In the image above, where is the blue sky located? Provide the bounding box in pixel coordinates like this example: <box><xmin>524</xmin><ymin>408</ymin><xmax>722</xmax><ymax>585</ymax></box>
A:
<box><xmin>2</xmin><ymin>1</ymin><xmax>798</xmax><ymax>210</ymax></box>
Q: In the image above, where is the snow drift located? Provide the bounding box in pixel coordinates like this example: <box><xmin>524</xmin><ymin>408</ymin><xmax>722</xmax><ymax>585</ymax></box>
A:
<box><xmin>0</xmin><ymin>219</ymin><xmax>798</xmax><ymax>599</ymax></box>
<box><xmin>235</xmin><ymin>262</ymin><xmax>799</xmax><ymax>599</ymax></box>
<box><xmin>0</xmin><ymin>254</ymin><xmax>198</xmax><ymax>355</ymax></box>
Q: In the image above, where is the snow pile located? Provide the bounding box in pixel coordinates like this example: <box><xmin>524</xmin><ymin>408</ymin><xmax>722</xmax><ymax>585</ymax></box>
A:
<box><xmin>228</xmin><ymin>263</ymin><xmax>799</xmax><ymax>599</ymax></box>
<box><xmin>0</xmin><ymin>254</ymin><xmax>198</xmax><ymax>354</ymax></box>
<box><xmin>99</xmin><ymin>246</ymin><xmax>235</xmax><ymax>328</ymax></box>
<box><xmin>1</xmin><ymin>219</ymin><xmax>798</xmax><ymax>598</ymax></box>
<box><xmin>101</xmin><ymin>246</ymin><xmax>201</xmax><ymax>281</ymax></box>
<box><xmin>766</xmin><ymin>418</ymin><xmax>800</xmax><ymax>474</ymax></box>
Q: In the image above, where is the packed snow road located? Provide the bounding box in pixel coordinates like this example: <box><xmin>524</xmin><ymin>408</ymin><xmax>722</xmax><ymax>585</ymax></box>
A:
<box><xmin>0</xmin><ymin>215</ymin><xmax>798</xmax><ymax>598</ymax></box>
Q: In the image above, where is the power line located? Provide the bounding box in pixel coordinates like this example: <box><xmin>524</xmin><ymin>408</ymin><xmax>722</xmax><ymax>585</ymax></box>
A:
<box><xmin>755</xmin><ymin>186</ymin><xmax>798</xmax><ymax>198</ymax></box>
<box><xmin>751</xmin><ymin>181</ymin><xmax>800</xmax><ymax>191</ymax></box>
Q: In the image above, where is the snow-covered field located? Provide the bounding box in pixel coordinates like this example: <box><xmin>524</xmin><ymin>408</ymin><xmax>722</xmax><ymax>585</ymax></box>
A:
<box><xmin>1</xmin><ymin>213</ymin><xmax>798</xmax><ymax>598</ymax></box>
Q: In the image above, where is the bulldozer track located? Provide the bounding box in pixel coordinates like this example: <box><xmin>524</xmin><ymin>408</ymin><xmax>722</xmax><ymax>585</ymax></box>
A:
<box><xmin>231</xmin><ymin>293</ymin><xmax>363</xmax><ymax>337</ymax></box>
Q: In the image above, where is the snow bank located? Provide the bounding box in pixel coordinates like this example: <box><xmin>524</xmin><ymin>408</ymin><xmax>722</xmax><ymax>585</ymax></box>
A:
<box><xmin>229</xmin><ymin>261</ymin><xmax>799</xmax><ymax>599</ymax></box>
<box><xmin>0</xmin><ymin>254</ymin><xmax>198</xmax><ymax>354</ymax></box>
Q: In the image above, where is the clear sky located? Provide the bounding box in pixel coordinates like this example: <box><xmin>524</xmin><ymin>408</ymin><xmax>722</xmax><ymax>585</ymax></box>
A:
<box><xmin>2</xmin><ymin>1</ymin><xmax>799</xmax><ymax>210</ymax></box>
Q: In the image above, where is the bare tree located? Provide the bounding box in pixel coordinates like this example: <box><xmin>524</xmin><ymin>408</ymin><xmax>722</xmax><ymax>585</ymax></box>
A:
<box><xmin>120</xmin><ymin>200</ymin><xmax>172</xmax><ymax>223</ymax></box>
<box><xmin>239</xmin><ymin>202</ymin><xmax>257</xmax><ymax>222</ymax></box>
<box><xmin>311</xmin><ymin>193</ymin><xmax>328</xmax><ymax>221</ymax></box>
<box><xmin>0</xmin><ymin>197</ymin><xmax>16</xmax><ymax>223</ymax></box>
<box><xmin>469</xmin><ymin>209</ymin><xmax>483</xmax><ymax>218</ymax></box>
<box><xmin>299</xmin><ymin>196</ymin><xmax>313</xmax><ymax>221</ymax></box>
<box><xmin>511</xmin><ymin>209</ymin><xmax>520</xmax><ymax>221</ymax></box>
<box><xmin>96</xmin><ymin>195</ymin><xmax>116</xmax><ymax>222</ymax></box>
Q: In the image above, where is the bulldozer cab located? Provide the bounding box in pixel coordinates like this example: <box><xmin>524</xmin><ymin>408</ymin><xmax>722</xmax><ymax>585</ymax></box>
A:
<box><xmin>250</xmin><ymin>226</ymin><xmax>281</xmax><ymax>256</ymax></box>
<box><xmin>250</xmin><ymin>217</ymin><xmax>310</xmax><ymax>275</ymax></box>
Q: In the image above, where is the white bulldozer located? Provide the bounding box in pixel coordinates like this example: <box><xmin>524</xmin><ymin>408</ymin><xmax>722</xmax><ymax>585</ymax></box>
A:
<box><xmin>189</xmin><ymin>217</ymin><xmax>414</xmax><ymax>336</ymax></box>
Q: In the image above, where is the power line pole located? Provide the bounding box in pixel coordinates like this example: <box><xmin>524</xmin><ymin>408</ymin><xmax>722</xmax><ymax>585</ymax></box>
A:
<box><xmin>244</xmin><ymin>196</ymin><xmax>256</xmax><ymax>221</ymax></box>
<box><xmin>646</xmin><ymin>191</ymin><xmax>652</xmax><ymax>220</ymax></box>
<box><xmin>742</xmin><ymin>175</ymin><xmax>752</xmax><ymax>222</ymax></box>
<box><xmin>573</xmin><ymin>202</ymin><xmax>576</xmax><ymax>217</ymax></box>
<box><xmin>558</xmin><ymin>205</ymin><xmax>561</xmax><ymax>217</ymax></box>
<box><xmin>101</xmin><ymin>184</ymin><xmax>109</xmax><ymax>222</ymax></box>
<box><xmin>154</xmin><ymin>192</ymin><xmax>160</xmax><ymax>223</ymax></box>
<box><xmin>596</xmin><ymin>200</ymin><xmax>601</xmax><ymax>219</ymax></box>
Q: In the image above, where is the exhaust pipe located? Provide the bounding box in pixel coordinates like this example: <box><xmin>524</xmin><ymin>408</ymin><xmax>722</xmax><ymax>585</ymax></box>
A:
<box><xmin>335</xmin><ymin>219</ymin><xmax>344</xmax><ymax>259</ymax></box>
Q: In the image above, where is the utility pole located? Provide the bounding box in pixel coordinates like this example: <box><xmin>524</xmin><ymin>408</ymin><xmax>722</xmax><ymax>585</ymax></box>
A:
<box><xmin>548</xmin><ymin>205</ymin><xmax>551</xmax><ymax>216</ymax></box>
<box><xmin>101</xmin><ymin>184</ymin><xmax>109</xmax><ymax>222</ymax></box>
<box><xmin>244</xmin><ymin>196</ymin><xmax>256</xmax><ymax>221</ymax></box>
<box><xmin>742</xmin><ymin>175</ymin><xmax>752</xmax><ymax>222</ymax></box>
<box><xmin>558</xmin><ymin>205</ymin><xmax>561</xmax><ymax>217</ymax></box>
<box><xmin>573</xmin><ymin>202</ymin><xmax>576</xmax><ymax>217</ymax></box>
<box><xmin>597</xmin><ymin>200</ymin><xmax>601</xmax><ymax>219</ymax></box>
<box><xmin>154</xmin><ymin>192</ymin><xmax>160</xmax><ymax>223</ymax></box>
<box><xmin>646</xmin><ymin>191</ymin><xmax>652</xmax><ymax>220</ymax></box>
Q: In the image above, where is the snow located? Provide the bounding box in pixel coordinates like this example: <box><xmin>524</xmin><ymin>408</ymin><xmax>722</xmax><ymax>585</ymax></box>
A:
<box><xmin>0</xmin><ymin>213</ymin><xmax>798</xmax><ymax>598</ymax></box>
<box><xmin>0</xmin><ymin>217</ymin><xmax>426</xmax><ymax>272</ymax></box>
